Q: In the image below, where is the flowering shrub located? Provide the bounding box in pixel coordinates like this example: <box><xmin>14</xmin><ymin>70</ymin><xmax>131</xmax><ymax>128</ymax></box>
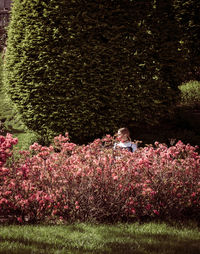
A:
<box><xmin>0</xmin><ymin>133</ymin><xmax>18</xmax><ymax>167</ymax></box>
<box><xmin>0</xmin><ymin>133</ymin><xmax>200</xmax><ymax>224</ymax></box>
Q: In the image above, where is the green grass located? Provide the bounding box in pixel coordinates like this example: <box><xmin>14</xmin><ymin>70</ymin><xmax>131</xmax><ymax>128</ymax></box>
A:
<box><xmin>0</xmin><ymin>87</ymin><xmax>37</xmax><ymax>149</ymax></box>
<box><xmin>12</xmin><ymin>132</ymin><xmax>38</xmax><ymax>150</ymax></box>
<box><xmin>0</xmin><ymin>222</ymin><xmax>199</xmax><ymax>254</ymax></box>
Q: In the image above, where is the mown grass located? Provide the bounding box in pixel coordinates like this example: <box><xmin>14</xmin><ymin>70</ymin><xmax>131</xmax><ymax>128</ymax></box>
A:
<box><xmin>0</xmin><ymin>222</ymin><xmax>199</xmax><ymax>254</ymax></box>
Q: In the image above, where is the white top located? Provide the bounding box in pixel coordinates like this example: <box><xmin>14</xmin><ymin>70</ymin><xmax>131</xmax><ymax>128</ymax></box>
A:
<box><xmin>113</xmin><ymin>141</ymin><xmax>137</xmax><ymax>152</ymax></box>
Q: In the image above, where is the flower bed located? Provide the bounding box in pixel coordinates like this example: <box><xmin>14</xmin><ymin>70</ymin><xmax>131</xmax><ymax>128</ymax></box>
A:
<box><xmin>0</xmin><ymin>133</ymin><xmax>200</xmax><ymax>224</ymax></box>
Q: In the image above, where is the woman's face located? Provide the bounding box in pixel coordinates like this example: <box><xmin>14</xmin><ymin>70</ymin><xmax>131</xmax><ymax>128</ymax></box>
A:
<box><xmin>118</xmin><ymin>133</ymin><xmax>128</xmax><ymax>142</ymax></box>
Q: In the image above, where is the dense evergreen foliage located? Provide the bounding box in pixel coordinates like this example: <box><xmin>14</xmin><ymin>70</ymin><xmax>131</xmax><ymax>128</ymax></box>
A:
<box><xmin>174</xmin><ymin>0</ymin><xmax>200</xmax><ymax>81</ymax></box>
<box><xmin>4</xmin><ymin>0</ymin><xmax>186</xmax><ymax>144</ymax></box>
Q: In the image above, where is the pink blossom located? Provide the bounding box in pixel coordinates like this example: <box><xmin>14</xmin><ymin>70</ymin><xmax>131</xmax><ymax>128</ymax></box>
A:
<box><xmin>17</xmin><ymin>217</ymin><xmax>23</xmax><ymax>223</ymax></box>
<box><xmin>146</xmin><ymin>204</ymin><xmax>152</xmax><ymax>210</ymax></box>
<box><xmin>131</xmin><ymin>208</ymin><xmax>136</xmax><ymax>214</ymax></box>
<box><xmin>153</xmin><ymin>210</ymin><xmax>159</xmax><ymax>215</ymax></box>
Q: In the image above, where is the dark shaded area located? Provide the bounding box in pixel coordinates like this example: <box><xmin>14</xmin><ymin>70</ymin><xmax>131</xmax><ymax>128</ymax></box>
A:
<box><xmin>131</xmin><ymin>106</ymin><xmax>200</xmax><ymax>150</ymax></box>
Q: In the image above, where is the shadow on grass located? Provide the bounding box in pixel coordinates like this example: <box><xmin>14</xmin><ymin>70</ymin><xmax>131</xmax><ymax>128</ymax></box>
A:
<box><xmin>0</xmin><ymin>224</ymin><xmax>200</xmax><ymax>254</ymax></box>
<box><xmin>101</xmin><ymin>233</ymin><xmax>200</xmax><ymax>254</ymax></box>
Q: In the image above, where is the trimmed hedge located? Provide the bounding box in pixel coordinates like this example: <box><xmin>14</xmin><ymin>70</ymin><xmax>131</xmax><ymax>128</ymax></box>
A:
<box><xmin>4</xmin><ymin>0</ymin><xmax>185</xmax><ymax>144</ymax></box>
<box><xmin>174</xmin><ymin>0</ymin><xmax>200</xmax><ymax>81</ymax></box>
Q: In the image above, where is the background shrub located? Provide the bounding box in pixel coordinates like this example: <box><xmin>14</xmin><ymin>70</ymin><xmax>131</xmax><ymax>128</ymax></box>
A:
<box><xmin>178</xmin><ymin>81</ymin><xmax>200</xmax><ymax>109</ymax></box>
<box><xmin>174</xmin><ymin>0</ymin><xmax>200</xmax><ymax>81</ymax></box>
<box><xmin>0</xmin><ymin>53</ymin><xmax>38</xmax><ymax>149</ymax></box>
<box><xmin>4</xmin><ymin>0</ymin><xmax>186</xmax><ymax>144</ymax></box>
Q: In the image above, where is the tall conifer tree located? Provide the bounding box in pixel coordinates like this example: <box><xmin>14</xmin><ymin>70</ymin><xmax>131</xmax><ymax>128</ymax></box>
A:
<box><xmin>4</xmin><ymin>0</ymin><xmax>185</xmax><ymax>144</ymax></box>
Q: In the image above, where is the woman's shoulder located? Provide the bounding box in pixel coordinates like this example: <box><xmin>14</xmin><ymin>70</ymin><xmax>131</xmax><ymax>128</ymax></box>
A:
<box><xmin>114</xmin><ymin>141</ymin><xmax>137</xmax><ymax>152</ymax></box>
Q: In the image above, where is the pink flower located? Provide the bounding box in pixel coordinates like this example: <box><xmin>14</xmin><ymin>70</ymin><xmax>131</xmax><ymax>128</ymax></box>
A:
<box><xmin>146</xmin><ymin>204</ymin><xmax>152</xmax><ymax>210</ymax></box>
<box><xmin>0</xmin><ymin>198</ymin><xmax>8</xmax><ymax>204</ymax></box>
<box><xmin>131</xmin><ymin>208</ymin><xmax>136</xmax><ymax>214</ymax></box>
<box><xmin>52</xmin><ymin>210</ymin><xmax>58</xmax><ymax>215</ymax></box>
<box><xmin>112</xmin><ymin>175</ymin><xmax>118</xmax><ymax>180</ymax></box>
<box><xmin>153</xmin><ymin>210</ymin><xmax>159</xmax><ymax>215</ymax></box>
<box><xmin>17</xmin><ymin>217</ymin><xmax>23</xmax><ymax>223</ymax></box>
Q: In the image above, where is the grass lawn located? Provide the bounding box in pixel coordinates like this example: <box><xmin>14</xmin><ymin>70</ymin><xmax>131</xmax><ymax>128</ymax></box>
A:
<box><xmin>0</xmin><ymin>222</ymin><xmax>199</xmax><ymax>254</ymax></box>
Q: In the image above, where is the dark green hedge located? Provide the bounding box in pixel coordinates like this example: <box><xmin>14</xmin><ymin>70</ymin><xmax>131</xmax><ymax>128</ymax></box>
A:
<box><xmin>174</xmin><ymin>0</ymin><xmax>200</xmax><ymax>81</ymax></box>
<box><xmin>4</xmin><ymin>0</ymin><xmax>186</xmax><ymax>144</ymax></box>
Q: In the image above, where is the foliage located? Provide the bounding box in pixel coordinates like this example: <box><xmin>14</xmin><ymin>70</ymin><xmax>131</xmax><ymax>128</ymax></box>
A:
<box><xmin>147</xmin><ymin>0</ymin><xmax>186</xmax><ymax>87</ymax></box>
<box><xmin>0</xmin><ymin>133</ymin><xmax>200</xmax><ymax>224</ymax></box>
<box><xmin>0</xmin><ymin>53</ymin><xmax>3</xmax><ymax>88</ymax></box>
<box><xmin>178</xmin><ymin>81</ymin><xmax>200</xmax><ymax>108</ymax></box>
<box><xmin>0</xmin><ymin>52</ymin><xmax>35</xmax><ymax>146</ymax></box>
<box><xmin>173</xmin><ymin>0</ymin><xmax>200</xmax><ymax>81</ymax></box>
<box><xmin>4</xmin><ymin>0</ymin><xmax>186</xmax><ymax>144</ymax></box>
<box><xmin>0</xmin><ymin>26</ymin><xmax>7</xmax><ymax>52</ymax></box>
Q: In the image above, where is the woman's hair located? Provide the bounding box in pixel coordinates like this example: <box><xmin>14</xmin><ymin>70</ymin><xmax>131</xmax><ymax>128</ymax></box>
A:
<box><xmin>116</xmin><ymin>127</ymin><xmax>131</xmax><ymax>141</ymax></box>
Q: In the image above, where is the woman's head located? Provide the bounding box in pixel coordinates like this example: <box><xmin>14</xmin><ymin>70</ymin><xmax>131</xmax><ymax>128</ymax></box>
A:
<box><xmin>116</xmin><ymin>127</ymin><xmax>131</xmax><ymax>142</ymax></box>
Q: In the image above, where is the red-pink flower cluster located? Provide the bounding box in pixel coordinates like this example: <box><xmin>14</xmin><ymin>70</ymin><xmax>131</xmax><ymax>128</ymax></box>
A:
<box><xmin>0</xmin><ymin>133</ymin><xmax>200</xmax><ymax>224</ymax></box>
<box><xmin>0</xmin><ymin>133</ymin><xmax>18</xmax><ymax>167</ymax></box>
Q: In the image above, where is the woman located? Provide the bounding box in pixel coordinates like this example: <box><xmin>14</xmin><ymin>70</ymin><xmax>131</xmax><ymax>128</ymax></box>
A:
<box><xmin>113</xmin><ymin>127</ymin><xmax>137</xmax><ymax>152</ymax></box>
